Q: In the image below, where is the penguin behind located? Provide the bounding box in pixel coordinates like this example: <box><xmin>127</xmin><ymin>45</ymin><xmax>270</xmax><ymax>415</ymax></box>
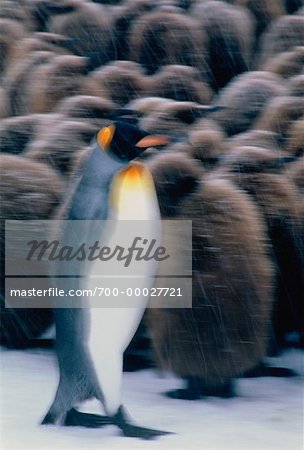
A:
<box><xmin>41</xmin><ymin>119</ymin><xmax>171</xmax><ymax>440</ymax></box>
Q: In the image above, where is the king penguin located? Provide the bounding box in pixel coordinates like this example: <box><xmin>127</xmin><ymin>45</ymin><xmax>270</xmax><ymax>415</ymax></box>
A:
<box><xmin>41</xmin><ymin>119</ymin><xmax>171</xmax><ymax>439</ymax></box>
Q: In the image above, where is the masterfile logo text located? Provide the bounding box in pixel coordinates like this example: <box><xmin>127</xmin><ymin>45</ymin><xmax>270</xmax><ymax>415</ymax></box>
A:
<box><xmin>5</xmin><ymin>220</ymin><xmax>192</xmax><ymax>309</ymax></box>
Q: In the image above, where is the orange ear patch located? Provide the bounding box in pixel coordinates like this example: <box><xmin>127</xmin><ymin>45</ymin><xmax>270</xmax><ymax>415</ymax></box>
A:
<box><xmin>110</xmin><ymin>163</ymin><xmax>155</xmax><ymax>212</ymax></box>
<box><xmin>97</xmin><ymin>124</ymin><xmax>116</xmax><ymax>150</ymax></box>
<box><xmin>117</xmin><ymin>163</ymin><xmax>147</xmax><ymax>182</ymax></box>
<box><xmin>113</xmin><ymin>162</ymin><xmax>154</xmax><ymax>191</ymax></box>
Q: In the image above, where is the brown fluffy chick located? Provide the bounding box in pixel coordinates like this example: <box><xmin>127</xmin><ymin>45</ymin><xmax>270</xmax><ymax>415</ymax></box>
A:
<box><xmin>147</xmin><ymin>152</ymin><xmax>274</xmax><ymax>398</ymax></box>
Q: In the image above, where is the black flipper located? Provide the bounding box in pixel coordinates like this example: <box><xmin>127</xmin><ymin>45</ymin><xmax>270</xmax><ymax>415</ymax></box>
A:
<box><xmin>113</xmin><ymin>406</ymin><xmax>172</xmax><ymax>440</ymax></box>
<box><xmin>64</xmin><ymin>408</ymin><xmax>113</xmax><ymax>428</ymax></box>
<box><xmin>166</xmin><ymin>376</ymin><xmax>235</xmax><ymax>400</ymax></box>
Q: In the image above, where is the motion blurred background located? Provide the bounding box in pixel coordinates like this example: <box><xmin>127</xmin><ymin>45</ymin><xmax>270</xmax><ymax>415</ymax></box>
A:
<box><xmin>0</xmin><ymin>1</ymin><xmax>303</xmax><ymax>446</ymax></box>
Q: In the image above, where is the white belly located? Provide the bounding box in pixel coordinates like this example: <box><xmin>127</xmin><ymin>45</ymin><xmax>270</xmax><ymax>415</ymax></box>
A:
<box><xmin>87</xmin><ymin>219</ymin><xmax>160</xmax><ymax>353</ymax></box>
<box><xmin>84</xmin><ymin>164</ymin><xmax>160</xmax><ymax>415</ymax></box>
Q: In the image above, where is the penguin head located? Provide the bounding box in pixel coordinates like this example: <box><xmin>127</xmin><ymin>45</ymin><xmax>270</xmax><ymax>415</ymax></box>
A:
<box><xmin>96</xmin><ymin>121</ymin><xmax>170</xmax><ymax>162</ymax></box>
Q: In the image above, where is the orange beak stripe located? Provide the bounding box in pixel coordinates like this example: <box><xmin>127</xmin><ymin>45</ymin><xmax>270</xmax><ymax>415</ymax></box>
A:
<box><xmin>135</xmin><ymin>135</ymin><xmax>170</xmax><ymax>148</ymax></box>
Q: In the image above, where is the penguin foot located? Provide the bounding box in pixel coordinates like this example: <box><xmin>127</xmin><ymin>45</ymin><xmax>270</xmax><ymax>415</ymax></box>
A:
<box><xmin>120</xmin><ymin>423</ymin><xmax>171</xmax><ymax>440</ymax></box>
<box><xmin>202</xmin><ymin>380</ymin><xmax>235</xmax><ymax>398</ymax></box>
<box><xmin>64</xmin><ymin>408</ymin><xmax>113</xmax><ymax>428</ymax></box>
<box><xmin>165</xmin><ymin>377</ymin><xmax>235</xmax><ymax>400</ymax></box>
<box><xmin>244</xmin><ymin>363</ymin><xmax>297</xmax><ymax>378</ymax></box>
<box><xmin>165</xmin><ymin>388</ymin><xmax>202</xmax><ymax>400</ymax></box>
<box><xmin>113</xmin><ymin>406</ymin><xmax>172</xmax><ymax>440</ymax></box>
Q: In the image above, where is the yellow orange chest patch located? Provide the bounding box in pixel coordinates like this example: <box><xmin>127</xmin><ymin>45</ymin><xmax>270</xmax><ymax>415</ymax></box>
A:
<box><xmin>109</xmin><ymin>163</ymin><xmax>158</xmax><ymax>219</ymax></box>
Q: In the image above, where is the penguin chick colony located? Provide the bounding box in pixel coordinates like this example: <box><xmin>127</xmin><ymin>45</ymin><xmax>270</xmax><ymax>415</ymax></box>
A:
<box><xmin>147</xmin><ymin>154</ymin><xmax>274</xmax><ymax>392</ymax></box>
<box><xmin>1</xmin><ymin>0</ymin><xmax>303</xmax><ymax>372</ymax></box>
<box><xmin>0</xmin><ymin>154</ymin><xmax>64</xmax><ymax>220</ymax></box>
<box><xmin>47</xmin><ymin>2</ymin><xmax>117</xmax><ymax>71</ymax></box>
<box><xmin>258</xmin><ymin>14</ymin><xmax>304</xmax><ymax>67</ymax></box>
<box><xmin>143</xmin><ymin>65</ymin><xmax>213</xmax><ymax>104</ymax></box>
<box><xmin>128</xmin><ymin>10</ymin><xmax>207</xmax><ymax>75</ymax></box>
<box><xmin>211</xmin><ymin>71</ymin><xmax>288</xmax><ymax>136</ymax></box>
<box><xmin>0</xmin><ymin>155</ymin><xmax>64</xmax><ymax>345</ymax></box>
<box><xmin>215</xmin><ymin>147</ymin><xmax>304</xmax><ymax>349</ymax></box>
<box><xmin>232</xmin><ymin>0</ymin><xmax>285</xmax><ymax>42</ymax></box>
<box><xmin>25</xmin><ymin>120</ymin><xmax>98</xmax><ymax>176</ymax></box>
<box><xmin>189</xmin><ymin>1</ymin><xmax>255</xmax><ymax>90</ymax></box>
<box><xmin>0</xmin><ymin>115</ymin><xmax>43</xmax><ymax>155</ymax></box>
<box><xmin>87</xmin><ymin>60</ymin><xmax>146</xmax><ymax>106</ymax></box>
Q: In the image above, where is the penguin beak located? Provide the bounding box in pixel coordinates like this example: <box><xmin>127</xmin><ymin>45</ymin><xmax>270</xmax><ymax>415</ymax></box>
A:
<box><xmin>135</xmin><ymin>135</ymin><xmax>170</xmax><ymax>148</ymax></box>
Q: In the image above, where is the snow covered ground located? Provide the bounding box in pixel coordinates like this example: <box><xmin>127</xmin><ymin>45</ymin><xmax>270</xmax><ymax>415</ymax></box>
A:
<box><xmin>0</xmin><ymin>348</ymin><xmax>303</xmax><ymax>450</ymax></box>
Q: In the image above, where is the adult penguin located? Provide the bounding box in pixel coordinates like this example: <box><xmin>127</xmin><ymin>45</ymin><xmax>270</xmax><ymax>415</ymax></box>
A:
<box><xmin>41</xmin><ymin>118</ymin><xmax>171</xmax><ymax>440</ymax></box>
